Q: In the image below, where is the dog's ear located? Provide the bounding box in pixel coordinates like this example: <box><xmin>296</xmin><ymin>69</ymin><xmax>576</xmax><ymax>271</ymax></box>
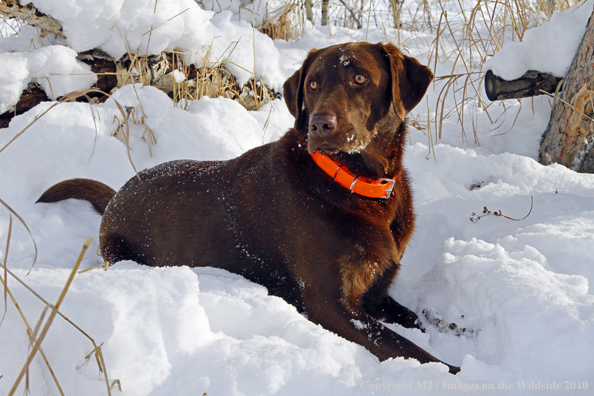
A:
<box><xmin>381</xmin><ymin>42</ymin><xmax>433</xmax><ymax>121</ymax></box>
<box><xmin>283</xmin><ymin>48</ymin><xmax>318</xmax><ymax>130</ymax></box>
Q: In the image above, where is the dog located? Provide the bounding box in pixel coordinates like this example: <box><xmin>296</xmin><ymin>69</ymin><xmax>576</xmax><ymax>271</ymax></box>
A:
<box><xmin>38</xmin><ymin>42</ymin><xmax>460</xmax><ymax>374</ymax></box>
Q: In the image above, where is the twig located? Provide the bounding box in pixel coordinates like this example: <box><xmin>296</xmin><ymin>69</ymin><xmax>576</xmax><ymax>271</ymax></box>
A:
<box><xmin>470</xmin><ymin>196</ymin><xmax>533</xmax><ymax>223</ymax></box>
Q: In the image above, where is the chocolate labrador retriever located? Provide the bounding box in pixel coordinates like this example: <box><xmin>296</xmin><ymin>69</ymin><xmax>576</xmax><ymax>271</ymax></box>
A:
<box><xmin>38</xmin><ymin>42</ymin><xmax>459</xmax><ymax>374</ymax></box>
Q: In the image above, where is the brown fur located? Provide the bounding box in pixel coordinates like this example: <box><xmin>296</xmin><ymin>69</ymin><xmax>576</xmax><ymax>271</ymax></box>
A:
<box><xmin>37</xmin><ymin>178</ymin><xmax>116</xmax><ymax>215</ymax></box>
<box><xmin>37</xmin><ymin>42</ymin><xmax>459</xmax><ymax>374</ymax></box>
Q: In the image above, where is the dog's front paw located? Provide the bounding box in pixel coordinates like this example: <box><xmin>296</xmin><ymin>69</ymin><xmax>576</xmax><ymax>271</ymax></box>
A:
<box><xmin>422</xmin><ymin>309</ymin><xmax>480</xmax><ymax>337</ymax></box>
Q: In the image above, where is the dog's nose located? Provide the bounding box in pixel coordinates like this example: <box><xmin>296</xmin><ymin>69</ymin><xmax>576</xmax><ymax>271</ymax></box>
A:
<box><xmin>309</xmin><ymin>114</ymin><xmax>336</xmax><ymax>136</ymax></box>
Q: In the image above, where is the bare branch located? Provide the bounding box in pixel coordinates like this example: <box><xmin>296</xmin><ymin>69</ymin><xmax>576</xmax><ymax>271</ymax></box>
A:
<box><xmin>0</xmin><ymin>0</ymin><xmax>65</xmax><ymax>38</ymax></box>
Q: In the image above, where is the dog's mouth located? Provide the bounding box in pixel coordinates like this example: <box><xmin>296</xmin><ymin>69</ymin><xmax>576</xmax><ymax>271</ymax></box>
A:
<box><xmin>307</xmin><ymin>135</ymin><xmax>338</xmax><ymax>155</ymax></box>
<box><xmin>310</xmin><ymin>144</ymin><xmax>339</xmax><ymax>156</ymax></box>
<box><xmin>307</xmin><ymin>128</ymin><xmax>372</xmax><ymax>156</ymax></box>
<box><xmin>307</xmin><ymin>134</ymin><xmax>343</xmax><ymax>155</ymax></box>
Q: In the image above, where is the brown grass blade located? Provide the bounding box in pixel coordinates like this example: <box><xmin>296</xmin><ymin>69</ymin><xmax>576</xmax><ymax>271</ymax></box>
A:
<box><xmin>0</xmin><ymin>273</ymin><xmax>65</xmax><ymax>395</ymax></box>
<box><xmin>9</xmin><ymin>237</ymin><xmax>91</xmax><ymax>396</ymax></box>
<box><xmin>0</xmin><ymin>198</ymin><xmax>37</xmax><ymax>273</ymax></box>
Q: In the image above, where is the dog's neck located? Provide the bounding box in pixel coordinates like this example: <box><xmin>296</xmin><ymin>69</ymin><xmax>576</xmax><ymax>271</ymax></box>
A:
<box><xmin>318</xmin><ymin>117</ymin><xmax>407</xmax><ymax>181</ymax></box>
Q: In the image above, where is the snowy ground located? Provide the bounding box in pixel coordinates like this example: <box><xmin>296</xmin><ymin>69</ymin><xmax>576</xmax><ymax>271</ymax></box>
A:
<box><xmin>1</xmin><ymin>0</ymin><xmax>594</xmax><ymax>395</ymax></box>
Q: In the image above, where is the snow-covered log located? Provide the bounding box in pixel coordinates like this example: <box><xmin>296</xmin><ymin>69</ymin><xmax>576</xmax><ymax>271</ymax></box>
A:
<box><xmin>484</xmin><ymin>69</ymin><xmax>562</xmax><ymax>101</ymax></box>
<box><xmin>0</xmin><ymin>83</ymin><xmax>47</xmax><ymax>128</ymax></box>
<box><xmin>0</xmin><ymin>0</ymin><xmax>64</xmax><ymax>38</ymax></box>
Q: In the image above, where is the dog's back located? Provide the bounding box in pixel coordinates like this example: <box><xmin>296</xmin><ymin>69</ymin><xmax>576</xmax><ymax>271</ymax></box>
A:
<box><xmin>100</xmin><ymin>159</ymin><xmax>241</xmax><ymax>268</ymax></box>
<box><xmin>38</xmin><ymin>144</ymin><xmax>308</xmax><ymax>309</ymax></box>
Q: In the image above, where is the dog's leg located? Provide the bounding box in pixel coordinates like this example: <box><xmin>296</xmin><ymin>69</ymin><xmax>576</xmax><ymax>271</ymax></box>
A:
<box><xmin>361</xmin><ymin>262</ymin><xmax>423</xmax><ymax>330</ymax></box>
<box><xmin>305</xmin><ymin>298</ymin><xmax>460</xmax><ymax>374</ymax></box>
<box><xmin>363</xmin><ymin>294</ymin><xmax>422</xmax><ymax>330</ymax></box>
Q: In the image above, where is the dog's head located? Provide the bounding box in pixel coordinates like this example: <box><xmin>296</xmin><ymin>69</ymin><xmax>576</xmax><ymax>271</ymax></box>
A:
<box><xmin>283</xmin><ymin>42</ymin><xmax>433</xmax><ymax>157</ymax></box>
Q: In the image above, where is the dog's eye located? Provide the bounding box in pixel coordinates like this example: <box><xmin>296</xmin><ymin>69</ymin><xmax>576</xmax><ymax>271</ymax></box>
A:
<box><xmin>354</xmin><ymin>75</ymin><xmax>367</xmax><ymax>84</ymax></box>
<box><xmin>309</xmin><ymin>81</ymin><xmax>317</xmax><ymax>90</ymax></box>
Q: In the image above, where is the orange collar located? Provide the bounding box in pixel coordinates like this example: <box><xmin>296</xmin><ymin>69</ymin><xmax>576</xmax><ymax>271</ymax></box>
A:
<box><xmin>310</xmin><ymin>151</ymin><xmax>399</xmax><ymax>199</ymax></box>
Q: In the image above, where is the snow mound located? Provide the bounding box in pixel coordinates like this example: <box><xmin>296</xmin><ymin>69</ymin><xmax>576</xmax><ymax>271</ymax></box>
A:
<box><xmin>486</xmin><ymin>1</ymin><xmax>594</xmax><ymax>79</ymax></box>
<box><xmin>0</xmin><ymin>45</ymin><xmax>95</xmax><ymax>113</ymax></box>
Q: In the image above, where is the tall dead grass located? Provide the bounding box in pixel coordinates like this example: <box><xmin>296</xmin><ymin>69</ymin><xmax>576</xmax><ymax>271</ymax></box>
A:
<box><xmin>0</xmin><ymin>88</ymin><xmax>123</xmax><ymax>395</ymax></box>
<box><xmin>259</xmin><ymin>0</ymin><xmax>304</xmax><ymax>40</ymax></box>
<box><xmin>1</xmin><ymin>233</ymin><xmax>120</xmax><ymax>396</ymax></box>
<box><xmin>280</xmin><ymin>0</ymin><xmax>583</xmax><ymax>147</ymax></box>
<box><xmin>425</xmin><ymin>0</ymin><xmax>583</xmax><ymax>147</ymax></box>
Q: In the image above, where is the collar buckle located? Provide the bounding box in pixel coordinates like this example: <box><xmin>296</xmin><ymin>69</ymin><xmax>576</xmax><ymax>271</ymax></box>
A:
<box><xmin>379</xmin><ymin>178</ymin><xmax>396</xmax><ymax>199</ymax></box>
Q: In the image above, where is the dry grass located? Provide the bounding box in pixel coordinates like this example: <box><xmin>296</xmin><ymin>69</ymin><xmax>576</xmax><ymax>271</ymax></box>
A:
<box><xmin>114</xmin><ymin>42</ymin><xmax>279</xmax><ymax>114</ymax></box>
<box><xmin>1</xmin><ymin>235</ymin><xmax>120</xmax><ymax>396</ymax></box>
<box><xmin>259</xmin><ymin>0</ymin><xmax>304</xmax><ymax>41</ymax></box>
<box><xmin>0</xmin><ymin>15</ymin><xmax>22</xmax><ymax>39</ymax></box>
<box><xmin>423</xmin><ymin>0</ymin><xmax>584</xmax><ymax>147</ymax></box>
<box><xmin>113</xmin><ymin>24</ymin><xmax>158</xmax><ymax>155</ymax></box>
<box><xmin>0</xmin><ymin>87</ymin><xmax>121</xmax><ymax>395</ymax></box>
<box><xmin>187</xmin><ymin>46</ymin><xmax>280</xmax><ymax>111</ymax></box>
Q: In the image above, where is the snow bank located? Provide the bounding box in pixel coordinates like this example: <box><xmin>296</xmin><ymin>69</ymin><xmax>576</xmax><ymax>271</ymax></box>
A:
<box><xmin>0</xmin><ymin>44</ymin><xmax>95</xmax><ymax>113</ymax></box>
<box><xmin>416</xmin><ymin>237</ymin><xmax>594</xmax><ymax>378</ymax></box>
<box><xmin>27</xmin><ymin>0</ymin><xmax>291</xmax><ymax>88</ymax></box>
<box><xmin>486</xmin><ymin>1</ymin><xmax>594</xmax><ymax>79</ymax></box>
<box><xmin>202</xmin><ymin>0</ymin><xmax>294</xmax><ymax>27</ymax></box>
<box><xmin>0</xmin><ymin>0</ymin><xmax>294</xmax><ymax>115</ymax></box>
<box><xmin>31</xmin><ymin>0</ymin><xmax>213</xmax><ymax>59</ymax></box>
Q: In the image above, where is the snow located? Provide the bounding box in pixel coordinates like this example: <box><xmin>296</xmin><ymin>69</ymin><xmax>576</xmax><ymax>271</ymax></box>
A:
<box><xmin>1</xmin><ymin>0</ymin><xmax>594</xmax><ymax>395</ymax></box>
<box><xmin>202</xmin><ymin>0</ymin><xmax>293</xmax><ymax>27</ymax></box>
<box><xmin>0</xmin><ymin>0</ymin><xmax>291</xmax><ymax>114</ymax></box>
<box><xmin>0</xmin><ymin>44</ymin><xmax>96</xmax><ymax>113</ymax></box>
<box><xmin>29</xmin><ymin>0</ymin><xmax>213</xmax><ymax>59</ymax></box>
<box><xmin>486</xmin><ymin>0</ymin><xmax>594</xmax><ymax>80</ymax></box>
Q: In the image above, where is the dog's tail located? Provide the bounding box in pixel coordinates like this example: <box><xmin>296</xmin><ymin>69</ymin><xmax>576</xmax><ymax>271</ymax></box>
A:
<box><xmin>37</xmin><ymin>178</ymin><xmax>116</xmax><ymax>215</ymax></box>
